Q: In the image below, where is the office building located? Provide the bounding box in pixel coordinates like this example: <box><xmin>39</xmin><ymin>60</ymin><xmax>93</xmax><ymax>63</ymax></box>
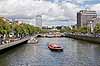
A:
<box><xmin>77</xmin><ymin>10</ymin><xmax>97</xmax><ymax>28</ymax></box>
<box><xmin>35</xmin><ymin>15</ymin><xmax>42</xmax><ymax>28</ymax></box>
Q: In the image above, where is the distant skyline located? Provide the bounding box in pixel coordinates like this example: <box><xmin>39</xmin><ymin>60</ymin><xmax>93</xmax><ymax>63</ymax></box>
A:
<box><xmin>12</xmin><ymin>18</ymin><xmax>75</xmax><ymax>26</ymax></box>
<box><xmin>0</xmin><ymin>0</ymin><xmax>100</xmax><ymax>26</ymax></box>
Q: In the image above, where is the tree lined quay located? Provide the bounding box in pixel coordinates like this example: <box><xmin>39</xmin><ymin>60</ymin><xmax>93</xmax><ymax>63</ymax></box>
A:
<box><xmin>0</xmin><ymin>16</ymin><xmax>100</xmax><ymax>45</ymax></box>
<box><xmin>0</xmin><ymin>17</ymin><xmax>41</xmax><ymax>45</ymax></box>
<box><xmin>61</xmin><ymin>23</ymin><xmax>100</xmax><ymax>43</ymax></box>
<box><xmin>60</xmin><ymin>23</ymin><xmax>100</xmax><ymax>37</ymax></box>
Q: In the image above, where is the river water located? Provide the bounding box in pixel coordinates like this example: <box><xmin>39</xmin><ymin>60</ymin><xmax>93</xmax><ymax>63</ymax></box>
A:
<box><xmin>0</xmin><ymin>37</ymin><xmax>100</xmax><ymax>66</ymax></box>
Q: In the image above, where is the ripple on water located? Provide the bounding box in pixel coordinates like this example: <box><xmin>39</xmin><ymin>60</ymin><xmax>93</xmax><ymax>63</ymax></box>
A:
<box><xmin>0</xmin><ymin>38</ymin><xmax>100</xmax><ymax>66</ymax></box>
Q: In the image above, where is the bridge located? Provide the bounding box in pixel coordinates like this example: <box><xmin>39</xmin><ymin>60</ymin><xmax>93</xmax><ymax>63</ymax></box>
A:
<box><xmin>37</xmin><ymin>33</ymin><xmax>65</xmax><ymax>37</ymax></box>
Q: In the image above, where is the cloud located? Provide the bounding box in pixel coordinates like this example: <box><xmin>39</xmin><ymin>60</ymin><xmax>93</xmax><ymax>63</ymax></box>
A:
<box><xmin>0</xmin><ymin>0</ymin><xmax>64</xmax><ymax>19</ymax></box>
<box><xmin>90</xmin><ymin>4</ymin><xmax>100</xmax><ymax>15</ymax></box>
<box><xmin>60</xmin><ymin>2</ymin><xmax>81</xmax><ymax>20</ymax></box>
<box><xmin>0</xmin><ymin>0</ymin><xmax>82</xmax><ymax>22</ymax></box>
<box><xmin>0</xmin><ymin>0</ymin><xmax>91</xmax><ymax>26</ymax></box>
<box><xmin>75</xmin><ymin>0</ymin><xmax>91</xmax><ymax>4</ymax></box>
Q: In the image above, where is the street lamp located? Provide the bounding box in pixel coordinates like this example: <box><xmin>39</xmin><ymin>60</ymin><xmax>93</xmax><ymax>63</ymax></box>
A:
<box><xmin>89</xmin><ymin>20</ymin><xmax>93</xmax><ymax>33</ymax></box>
<box><xmin>9</xmin><ymin>22</ymin><xmax>14</xmax><ymax>38</ymax></box>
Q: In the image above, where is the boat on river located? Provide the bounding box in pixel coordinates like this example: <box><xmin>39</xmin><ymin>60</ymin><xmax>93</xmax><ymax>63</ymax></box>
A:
<box><xmin>28</xmin><ymin>37</ymin><xmax>38</xmax><ymax>44</ymax></box>
<box><xmin>48</xmin><ymin>43</ymin><xmax>63</xmax><ymax>51</ymax></box>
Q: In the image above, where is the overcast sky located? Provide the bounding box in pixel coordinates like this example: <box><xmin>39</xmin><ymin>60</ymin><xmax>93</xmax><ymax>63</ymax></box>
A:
<box><xmin>0</xmin><ymin>0</ymin><xmax>100</xmax><ymax>26</ymax></box>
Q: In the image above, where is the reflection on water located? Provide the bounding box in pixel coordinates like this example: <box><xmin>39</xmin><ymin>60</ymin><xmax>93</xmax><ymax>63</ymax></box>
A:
<box><xmin>0</xmin><ymin>38</ymin><xmax>100</xmax><ymax>66</ymax></box>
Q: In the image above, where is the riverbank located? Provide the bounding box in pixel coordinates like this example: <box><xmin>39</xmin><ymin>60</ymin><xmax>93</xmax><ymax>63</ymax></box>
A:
<box><xmin>0</xmin><ymin>37</ymin><xmax>30</xmax><ymax>53</ymax></box>
<box><xmin>0</xmin><ymin>37</ymin><xmax>100</xmax><ymax>66</ymax></box>
<box><xmin>65</xmin><ymin>33</ymin><xmax>100</xmax><ymax>43</ymax></box>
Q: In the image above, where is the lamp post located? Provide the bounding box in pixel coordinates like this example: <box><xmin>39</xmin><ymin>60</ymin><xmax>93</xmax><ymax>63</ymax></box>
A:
<box><xmin>90</xmin><ymin>21</ymin><xmax>93</xmax><ymax>33</ymax></box>
<box><xmin>9</xmin><ymin>22</ymin><xmax>14</xmax><ymax>38</ymax></box>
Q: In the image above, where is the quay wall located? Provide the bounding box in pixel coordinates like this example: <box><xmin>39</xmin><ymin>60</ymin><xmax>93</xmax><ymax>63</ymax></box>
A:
<box><xmin>65</xmin><ymin>34</ymin><xmax>100</xmax><ymax>43</ymax></box>
<box><xmin>0</xmin><ymin>37</ymin><xmax>30</xmax><ymax>51</ymax></box>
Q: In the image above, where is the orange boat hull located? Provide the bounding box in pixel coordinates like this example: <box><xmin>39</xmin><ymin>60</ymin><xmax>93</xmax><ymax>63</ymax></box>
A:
<box><xmin>48</xmin><ymin>44</ymin><xmax>63</xmax><ymax>51</ymax></box>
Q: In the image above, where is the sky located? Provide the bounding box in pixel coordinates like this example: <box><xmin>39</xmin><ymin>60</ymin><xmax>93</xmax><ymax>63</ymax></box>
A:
<box><xmin>0</xmin><ymin>0</ymin><xmax>100</xmax><ymax>26</ymax></box>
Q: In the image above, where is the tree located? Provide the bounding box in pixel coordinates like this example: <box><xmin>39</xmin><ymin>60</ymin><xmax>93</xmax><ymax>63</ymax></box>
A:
<box><xmin>60</xmin><ymin>26</ymin><xmax>71</xmax><ymax>33</ymax></box>
<box><xmin>71</xmin><ymin>28</ymin><xmax>79</xmax><ymax>33</ymax></box>
<box><xmin>94</xmin><ymin>23</ymin><xmax>100</xmax><ymax>33</ymax></box>
<box><xmin>0</xmin><ymin>17</ymin><xmax>42</xmax><ymax>38</ymax></box>
<box><xmin>40</xmin><ymin>29</ymin><xmax>48</xmax><ymax>33</ymax></box>
<box><xmin>78</xmin><ymin>26</ymin><xmax>90</xmax><ymax>33</ymax></box>
<box><xmin>0</xmin><ymin>17</ymin><xmax>12</xmax><ymax>37</ymax></box>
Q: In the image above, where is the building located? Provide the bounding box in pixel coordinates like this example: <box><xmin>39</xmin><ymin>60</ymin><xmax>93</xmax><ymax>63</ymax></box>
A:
<box><xmin>14</xmin><ymin>21</ymin><xmax>23</xmax><ymax>25</ymax></box>
<box><xmin>0</xmin><ymin>17</ymin><xmax>11</xmax><ymax>22</ymax></box>
<box><xmin>35</xmin><ymin>15</ymin><xmax>42</xmax><ymax>28</ymax></box>
<box><xmin>77</xmin><ymin>10</ymin><xmax>97</xmax><ymax>28</ymax></box>
<box><xmin>90</xmin><ymin>17</ymin><xmax>100</xmax><ymax>29</ymax></box>
<box><xmin>94</xmin><ymin>16</ymin><xmax>100</xmax><ymax>24</ymax></box>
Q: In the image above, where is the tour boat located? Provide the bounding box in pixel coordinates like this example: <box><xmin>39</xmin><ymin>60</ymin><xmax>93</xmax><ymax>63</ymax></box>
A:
<box><xmin>48</xmin><ymin>43</ymin><xmax>63</xmax><ymax>51</ymax></box>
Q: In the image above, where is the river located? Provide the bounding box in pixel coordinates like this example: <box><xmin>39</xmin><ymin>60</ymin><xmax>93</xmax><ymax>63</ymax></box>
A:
<box><xmin>0</xmin><ymin>37</ymin><xmax>100</xmax><ymax>66</ymax></box>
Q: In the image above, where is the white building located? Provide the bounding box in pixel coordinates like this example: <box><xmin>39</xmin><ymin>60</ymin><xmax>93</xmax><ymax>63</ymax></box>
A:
<box><xmin>35</xmin><ymin>15</ymin><xmax>42</xmax><ymax>28</ymax></box>
<box><xmin>86</xmin><ymin>17</ymin><xmax>100</xmax><ymax>32</ymax></box>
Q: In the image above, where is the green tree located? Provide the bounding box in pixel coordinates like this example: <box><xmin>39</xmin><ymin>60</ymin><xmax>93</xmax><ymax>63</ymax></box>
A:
<box><xmin>0</xmin><ymin>17</ymin><xmax>42</xmax><ymax>37</ymax></box>
<box><xmin>40</xmin><ymin>29</ymin><xmax>48</xmax><ymax>33</ymax></box>
<box><xmin>94</xmin><ymin>23</ymin><xmax>100</xmax><ymax>33</ymax></box>
<box><xmin>78</xmin><ymin>26</ymin><xmax>90</xmax><ymax>33</ymax></box>
<box><xmin>0</xmin><ymin>17</ymin><xmax>12</xmax><ymax>37</ymax></box>
<box><xmin>60</xmin><ymin>26</ymin><xmax>71</xmax><ymax>33</ymax></box>
<box><xmin>71</xmin><ymin>28</ymin><xmax>79</xmax><ymax>33</ymax></box>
